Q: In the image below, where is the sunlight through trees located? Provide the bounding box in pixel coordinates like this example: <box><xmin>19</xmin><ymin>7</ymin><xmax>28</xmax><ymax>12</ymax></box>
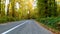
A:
<box><xmin>0</xmin><ymin>0</ymin><xmax>60</xmax><ymax>22</ymax></box>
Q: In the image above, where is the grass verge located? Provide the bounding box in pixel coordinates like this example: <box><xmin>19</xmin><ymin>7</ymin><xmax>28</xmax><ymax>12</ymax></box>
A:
<box><xmin>36</xmin><ymin>17</ymin><xmax>60</xmax><ymax>34</ymax></box>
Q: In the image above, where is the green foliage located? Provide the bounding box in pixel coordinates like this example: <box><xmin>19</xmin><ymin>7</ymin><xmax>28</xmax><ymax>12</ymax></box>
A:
<box><xmin>57</xmin><ymin>5</ymin><xmax>60</xmax><ymax>16</ymax></box>
<box><xmin>0</xmin><ymin>16</ymin><xmax>20</xmax><ymax>23</ymax></box>
<box><xmin>37</xmin><ymin>0</ymin><xmax>58</xmax><ymax>17</ymax></box>
<box><xmin>36</xmin><ymin>17</ymin><xmax>60</xmax><ymax>31</ymax></box>
<box><xmin>36</xmin><ymin>0</ymin><xmax>60</xmax><ymax>31</ymax></box>
<box><xmin>0</xmin><ymin>16</ymin><xmax>7</xmax><ymax>23</ymax></box>
<box><xmin>0</xmin><ymin>0</ymin><xmax>5</xmax><ymax>17</ymax></box>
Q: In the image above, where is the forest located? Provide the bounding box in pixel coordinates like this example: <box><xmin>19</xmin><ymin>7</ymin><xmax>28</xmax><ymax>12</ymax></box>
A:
<box><xmin>0</xmin><ymin>0</ymin><xmax>60</xmax><ymax>33</ymax></box>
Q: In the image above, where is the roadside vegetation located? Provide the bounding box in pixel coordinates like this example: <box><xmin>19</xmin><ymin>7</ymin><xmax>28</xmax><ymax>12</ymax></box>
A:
<box><xmin>0</xmin><ymin>16</ymin><xmax>20</xmax><ymax>23</ymax></box>
<box><xmin>36</xmin><ymin>0</ymin><xmax>60</xmax><ymax>33</ymax></box>
<box><xmin>0</xmin><ymin>0</ymin><xmax>37</xmax><ymax>23</ymax></box>
<box><xmin>36</xmin><ymin>17</ymin><xmax>60</xmax><ymax>31</ymax></box>
<box><xmin>0</xmin><ymin>0</ymin><xmax>60</xmax><ymax>33</ymax></box>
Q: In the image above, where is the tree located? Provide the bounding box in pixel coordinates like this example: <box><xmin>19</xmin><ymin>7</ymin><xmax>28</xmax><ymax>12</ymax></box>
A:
<box><xmin>8</xmin><ymin>0</ymin><xmax>37</xmax><ymax>19</ymax></box>
<box><xmin>0</xmin><ymin>1</ymin><xmax>1</xmax><ymax>16</ymax></box>
<box><xmin>9</xmin><ymin>0</ymin><xmax>18</xmax><ymax>17</ymax></box>
<box><xmin>37</xmin><ymin>0</ymin><xmax>58</xmax><ymax>17</ymax></box>
<box><xmin>47</xmin><ymin>0</ymin><xmax>58</xmax><ymax>17</ymax></box>
<box><xmin>57</xmin><ymin>4</ymin><xmax>60</xmax><ymax>16</ymax></box>
<box><xmin>0</xmin><ymin>0</ymin><xmax>5</xmax><ymax>17</ymax></box>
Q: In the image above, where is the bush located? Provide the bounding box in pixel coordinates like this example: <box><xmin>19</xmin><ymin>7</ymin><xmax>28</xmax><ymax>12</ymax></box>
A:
<box><xmin>0</xmin><ymin>16</ymin><xmax>20</xmax><ymax>23</ymax></box>
<box><xmin>36</xmin><ymin>17</ymin><xmax>60</xmax><ymax>31</ymax></box>
<box><xmin>0</xmin><ymin>16</ymin><xmax>8</xmax><ymax>23</ymax></box>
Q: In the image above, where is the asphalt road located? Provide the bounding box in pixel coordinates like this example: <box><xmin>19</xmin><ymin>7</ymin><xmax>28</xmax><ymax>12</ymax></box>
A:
<box><xmin>0</xmin><ymin>20</ymin><xmax>53</xmax><ymax>34</ymax></box>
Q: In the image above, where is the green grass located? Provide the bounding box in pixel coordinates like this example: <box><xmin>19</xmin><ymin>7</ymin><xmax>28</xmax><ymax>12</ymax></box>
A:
<box><xmin>36</xmin><ymin>17</ymin><xmax>60</xmax><ymax>31</ymax></box>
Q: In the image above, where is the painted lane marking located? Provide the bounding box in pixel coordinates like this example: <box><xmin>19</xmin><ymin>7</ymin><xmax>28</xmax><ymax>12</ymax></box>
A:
<box><xmin>1</xmin><ymin>21</ymin><xmax>28</xmax><ymax>34</ymax></box>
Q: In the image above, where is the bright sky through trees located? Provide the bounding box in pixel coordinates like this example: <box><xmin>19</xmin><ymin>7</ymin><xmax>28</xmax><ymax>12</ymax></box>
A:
<box><xmin>5</xmin><ymin>0</ymin><xmax>9</xmax><ymax>13</ymax></box>
<box><xmin>15</xmin><ymin>2</ymin><xmax>19</xmax><ymax>9</ymax></box>
<box><xmin>5</xmin><ymin>0</ymin><xmax>36</xmax><ymax>12</ymax></box>
<box><xmin>56</xmin><ymin>0</ymin><xmax>60</xmax><ymax>4</ymax></box>
<box><xmin>5</xmin><ymin>0</ymin><xmax>60</xmax><ymax>13</ymax></box>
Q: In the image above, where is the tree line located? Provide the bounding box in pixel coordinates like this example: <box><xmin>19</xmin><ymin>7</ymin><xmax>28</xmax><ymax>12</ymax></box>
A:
<box><xmin>0</xmin><ymin>0</ymin><xmax>60</xmax><ymax>22</ymax></box>
<box><xmin>0</xmin><ymin>0</ymin><xmax>37</xmax><ymax>20</ymax></box>
<box><xmin>37</xmin><ymin>0</ymin><xmax>60</xmax><ymax>18</ymax></box>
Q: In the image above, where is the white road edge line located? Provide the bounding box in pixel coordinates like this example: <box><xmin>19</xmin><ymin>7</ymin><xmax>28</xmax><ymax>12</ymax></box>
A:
<box><xmin>1</xmin><ymin>21</ymin><xmax>28</xmax><ymax>34</ymax></box>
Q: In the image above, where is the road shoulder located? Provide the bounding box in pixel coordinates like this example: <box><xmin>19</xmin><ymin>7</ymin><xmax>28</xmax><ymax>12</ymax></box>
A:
<box><xmin>35</xmin><ymin>21</ymin><xmax>58</xmax><ymax>34</ymax></box>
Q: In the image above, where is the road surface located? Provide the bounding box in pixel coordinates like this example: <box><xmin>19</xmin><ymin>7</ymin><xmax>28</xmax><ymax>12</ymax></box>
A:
<box><xmin>0</xmin><ymin>20</ymin><xmax>53</xmax><ymax>34</ymax></box>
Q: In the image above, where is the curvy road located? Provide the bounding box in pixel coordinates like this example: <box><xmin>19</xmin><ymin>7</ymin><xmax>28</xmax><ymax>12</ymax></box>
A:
<box><xmin>0</xmin><ymin>20</ymin><xmax>53</xmax><ymax>34</ymax></box>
